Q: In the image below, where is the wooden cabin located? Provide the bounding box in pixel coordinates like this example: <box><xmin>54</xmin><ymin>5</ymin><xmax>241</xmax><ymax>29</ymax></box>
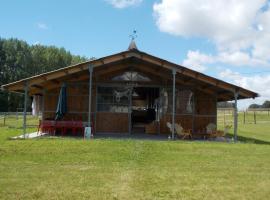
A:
<box><xmin>1</xmin><ymin>41</ymin><xmax>258</xmax><ymax>138</ymax></box>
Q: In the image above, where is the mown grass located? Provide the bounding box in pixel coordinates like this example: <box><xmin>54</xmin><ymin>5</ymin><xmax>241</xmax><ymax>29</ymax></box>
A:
<box><xmin>218</xmin><ymin>111</ymin><xmax>270</xmax><ymax>143</ymax></box>
<box><xmin>0</xmin><ymin>115</ymin><xmax>270</xmax><ymax>199</ymax></box>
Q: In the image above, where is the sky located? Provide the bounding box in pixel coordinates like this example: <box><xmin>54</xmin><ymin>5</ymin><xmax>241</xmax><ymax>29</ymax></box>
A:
<box><xmin>1</xmin><ymin>0</ymin><xmax>270</xmax><ymax>109</ymax></box>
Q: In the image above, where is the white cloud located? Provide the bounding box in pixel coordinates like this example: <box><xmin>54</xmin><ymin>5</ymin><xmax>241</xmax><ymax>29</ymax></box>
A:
<box><xmin>182</xmin><ymin>50</ymin><xmax>214</xmax><ymax>72</ymax></box>
<box><xmin>153</xmin><ymin>0</ymin><xmax>267</xmax><ymax>50</ymax></box>
<box><xmin>106</xmin><ymin>0</ymin><xmax>142</xmax><ymax>8</ymax></box>
<box><xmin>37</xmin><ymin>22</ymin><xmax>48</xmax><ymax>30</ymax></box>
<box><xmin>219</xmin><ymin>69</ymin><xmax>270</xmax><ymax>109</ymax></box>
<box><xmin>183</xmin><ymin>50</ymin><xmax>269</xmax><ymax>69</ymax></box>
<box><xmin>154</xmin><ymin>0</ymin><xmax>270</xmax><ymax>64</ymax></box>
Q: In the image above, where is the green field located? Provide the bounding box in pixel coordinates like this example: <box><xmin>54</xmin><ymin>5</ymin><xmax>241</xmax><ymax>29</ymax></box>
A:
<box><xmin>0</xmin><ymin>114</ymin><xmax>270</xmax><ymax>200</ymax></box>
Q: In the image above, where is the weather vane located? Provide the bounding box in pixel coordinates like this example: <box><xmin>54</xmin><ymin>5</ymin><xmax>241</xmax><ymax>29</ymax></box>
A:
<box><xmin>129</xmin><ymin>30</ymin><xmax>138</xmax><ymax>41</ymax></box>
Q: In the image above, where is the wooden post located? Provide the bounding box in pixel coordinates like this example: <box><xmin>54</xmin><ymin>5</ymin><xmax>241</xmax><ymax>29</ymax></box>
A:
<box><xmin>268</xmin><ymin>109</ymin><xmax>269</xmax><ymax>116</ymax></box>
<box><xmin>128</xmin><ymin>88</ymin><xmax>132</xmax><ymax>135</ymax></box>
<box><xmin>233</xmin><ymin>91</ymin><xmax>238</xmax><ymax>142</ymax></box>
<box><xmin>172</xmin><ymin>68</ymin><xmax>176</xmax><ymax>140</ymax></box>
<box><xmin>254</xmin><ymin>111</ymin><xmax>256</xmax><ymax>124</ymax></box>
<box><xmin>41</xmin><ymin>90</ymin><xmax>46</xmax><ymax>120</ymax></box>
<box><xmin>158</xmin><ymin>87</ymin><xmax>161</xmax><ymax>135</ymax></box>
<box><xmin>87</xmin><ymin>65</ymin><xmax>93</xmax><ymax>139</ymax></box>
<box><xmin>23</xmin><ymin>81</ymin><xmax>29</xmax><ymax>139</ymax></box>
<box><xmin>192</xmin><ymin>90</ymin><xmax>196</xmax><ymax>134</ymax></box>
<box><xmin>215</xmin><ymin>95</ymin><xmax>217</xmax><ymax>128</ymax></box>
<box><xmin>3</xmin><ymin>113</ymin><xmax>6</xmax><ymax>126</ymax></box>
<box><xmin>243</xmin><ymin>111</ymin><xmax>246</xmax><ymax>124</ymax></box>
<box><xmin>95</xmin><ymin>85</ymin><xmax>98</xmax><ymax>135</ymax></box>
<box><xmin>223</xmin><ymin>109</ymin><xmax>225</xmax><ymax>128</ymax></box>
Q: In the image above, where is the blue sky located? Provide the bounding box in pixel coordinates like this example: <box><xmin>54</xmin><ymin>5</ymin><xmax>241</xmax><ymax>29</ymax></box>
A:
<box><xmin>1</xmin><ymin>0</ymin><xmax>270</xmax><ymax>108</ymax></box>
<box><xmin>0</xmin><ymin>0</ymin><xmax>214</xmax><ymax>63</ymax></box>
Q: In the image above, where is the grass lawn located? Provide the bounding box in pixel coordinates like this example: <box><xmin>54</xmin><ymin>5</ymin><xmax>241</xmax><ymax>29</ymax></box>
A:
<box><xmin>0</xmin><ymin>116</ymin><xmax>270</xmax><ymax>199</ymax></box>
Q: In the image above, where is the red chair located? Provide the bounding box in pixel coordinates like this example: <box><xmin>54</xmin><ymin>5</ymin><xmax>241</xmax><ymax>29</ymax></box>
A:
<box><xmin>37</xmin><ymin>120</ymin><xmax>56</xmax><ymax>135</ymax></box>
<box><xmin>55</xmin><ymin>121</ymin><xmax>68</xmax><ymax>136</ymax></box>
<box><xmin>72</xmin><ymin>121</ymin><xmax>84</xmax><ymax>136</ymax></box>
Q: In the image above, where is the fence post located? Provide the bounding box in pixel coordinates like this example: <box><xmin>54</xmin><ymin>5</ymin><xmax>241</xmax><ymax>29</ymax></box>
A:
<box><xmin>223</xmin><ymin>109</ymin><xmax>226</xmax><ymax>128</ymax></box>
<box><xmin>254</xmin><ymin>111</ymin><xmax>256</xmax><ymax>124</ymax></box>
<box><xmin>3</xmin><ymin>113</ymin><xmax>6</xmax><ymax>126</ymax></box>
<box><xmin>243</xmin><ymin>111</ymin><xmax>246</xmax><ymax>124</ymax></box>
<box><xmin>268</xmin><ymin>109</ymin><xmax>269</xmax><ymax>116</ymax></box>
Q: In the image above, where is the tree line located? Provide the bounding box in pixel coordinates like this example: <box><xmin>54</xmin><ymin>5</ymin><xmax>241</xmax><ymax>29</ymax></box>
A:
<box><xmin>0</xmin><ymin>38</ymin><xmax>88</xmax><ymax>112</ymax></box>
<box><xmin>249</xmin><ymin>101</ymin><xmax>270</xmax><ymax>109</ymax></box>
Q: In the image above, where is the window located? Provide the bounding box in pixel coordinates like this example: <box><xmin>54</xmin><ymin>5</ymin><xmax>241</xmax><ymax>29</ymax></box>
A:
<box><xmin>176</xmin><ymin>90</ymin><xmax>194</xmax><ymax>114</ymax></box>
<box><xmin>97</xmin><ymin>87</ymin><xmax>130</xmax><ymax>113</ymax></box>
<box><xmin>158</xmin><ymin>88</ymin><xmax>194</xmax><ymax>115</ymax></box>
<box><xmin>112</xmin><ymin>71</ymin><xmax>151</xmax><ymax>82</ymax></box>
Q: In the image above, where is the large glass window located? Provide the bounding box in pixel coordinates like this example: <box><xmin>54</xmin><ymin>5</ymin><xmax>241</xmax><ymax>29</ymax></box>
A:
<box><xmin>97</xmin><ymin>87</ymin><xmax>130</xmax><ymax>113</ymax></box>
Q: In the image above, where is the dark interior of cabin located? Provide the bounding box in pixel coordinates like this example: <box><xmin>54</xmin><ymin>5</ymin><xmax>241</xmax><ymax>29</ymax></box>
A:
<box><xmin>131</xmin><ymin>87</ymin><xmax>159</xmax><ymax>133</ymax></box>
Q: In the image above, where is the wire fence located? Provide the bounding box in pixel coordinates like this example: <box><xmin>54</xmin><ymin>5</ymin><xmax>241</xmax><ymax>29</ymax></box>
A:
<box><xmin>0</xmin><ymin>112</ymin><xmax>39</xmax><ymax>128</ymax></box>
<box><xmin>217</xmin><ymin>108</ymin><xmax>270</xmax><ymax>130</ymax></box>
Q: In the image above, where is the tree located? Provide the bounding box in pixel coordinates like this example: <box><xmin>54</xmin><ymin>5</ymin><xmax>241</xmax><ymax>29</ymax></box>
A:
<box><xmin>0</xmin><ymin>38</ymin><xmax>88</xmax><ymax>111</ymax></box>
<box><xmin>248</xmin><ymin>104</ymin><xmax>261</xmax><ymax>109</ymax></box>
<box><xmin>217</xmin><ymin>101</ymin><xmax>235</xmax><ymax>108</ymax></box>
<box><xmin>262</xmin><ymin>100</ymin><xmax>270</xmax><ymax>108</ymax></box>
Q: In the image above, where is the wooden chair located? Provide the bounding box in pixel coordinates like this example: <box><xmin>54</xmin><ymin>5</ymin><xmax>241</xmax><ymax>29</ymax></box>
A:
<box><xmin>166</xmin><ymin>122</ymin><xmax>173</xmax><ymax>133</ymax></box>
<box><xmin>145</xmin><ymin>121</ymin><xmax>158</xmax><ymax>134</ymax></box>
<box><xmin>175</xmin><ymin>123</ymin><xmax>192</xmax><ymax>139</ymax></box>
<box><xmin>206</xmin><ymin>123</ymin><xmax>231</xmax><ymax>138</ymax></box>
<box><xmin>206</xmin><ymin>123</ymin><xmax>217</xmax><ymax>134</ymax></box>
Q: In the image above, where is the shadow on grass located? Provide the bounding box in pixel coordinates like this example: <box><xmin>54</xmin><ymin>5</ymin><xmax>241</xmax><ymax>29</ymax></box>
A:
<box><xmin>227</xmin><ymin>133</ymin><xmax>270</xmax><ymax>145</ymax></box>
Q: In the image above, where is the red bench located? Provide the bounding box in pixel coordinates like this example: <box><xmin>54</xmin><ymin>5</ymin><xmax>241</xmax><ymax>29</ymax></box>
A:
<box><xmin>38</xmin><ymin>120</ymin><xmax>91</xmax><ymax>136</ymax></box>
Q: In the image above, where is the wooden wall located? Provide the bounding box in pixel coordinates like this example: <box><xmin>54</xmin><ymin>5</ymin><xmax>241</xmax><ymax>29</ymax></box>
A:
<box><xmin>96</xmin><ymin>112</ymin><xmax>129</xmax><ymax>133</ymax></box>
<box><xmin>43</xmin><ymin>83</ymin><xmax>96</xmax><ymax>121</ymax></box>
<box><xmin>195</xmin><ymin>92</ymin><xmax>216</xmax><ymax>115</ymax></box>
<box><xmin>194</xmin><ymin>91</ymin><xmax>216</xmax><ymax>133</ymax></box>
<box><xmin>43</xmin><ymin>82</ymin><xmax>217</xmax><ymax>135</ymax></box>
<box><xmin>159</xmin><ymin>90</ymin><xmax>217</xmax><ymax>135</ymax></box>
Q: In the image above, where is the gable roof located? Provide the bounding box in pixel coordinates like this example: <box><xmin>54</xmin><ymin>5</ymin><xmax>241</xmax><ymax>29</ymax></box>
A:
<box><xmin>1</xmin><ymin>47</ymin><xmax>258</xmax><ymax>101</ymax></box>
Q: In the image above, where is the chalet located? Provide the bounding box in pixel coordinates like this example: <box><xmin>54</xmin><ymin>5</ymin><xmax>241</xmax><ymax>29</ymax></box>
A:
<box><xmin>1</xmin><ymin>41</ymin><xmax>258</xmax><ymax>139</ymax></box>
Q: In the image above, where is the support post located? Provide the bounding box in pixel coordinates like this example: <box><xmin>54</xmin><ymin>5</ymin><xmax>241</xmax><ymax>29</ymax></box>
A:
<box><xmin>128</xmin><ymin>88</ymin><xmax>132</xmax><ymax>135</ymax></box>
<box><xmin>41</xmin><ymin>89</ymin><xmax>46</xmax><ymax>120</ymax></box>
<box><xmin>23</xmin><ymin>81</ymin><xmax>28</xmax><ymax>139</ymax></box>
<box><xmin>192</xmin><ymin>90</ymin><xmax>196</xmax><ymax>134</ymax></box>
<box><xmin>86</xmin><ymin>65</ymin><xmax>93</xmax><ymax>139</ymax></box>
<box><xmin>94</xmin><ymin>85</ymin><xmax>98</xmax><ymax>135</ymax></box>
<box><xmin>3</xmin><ymin>113</ymin><xmax>6</xmax><ymax>126</ymax></box>
<box><xmin>88</xmin><ymin>65</ymin><xmax>93</xmax><ymax>128</ymax></box>
<box><xmin>233</xmin><ymin>91</ymin><xmax>238</xmax><ymax>142</ymax></box>
<box><xmin>172</xmin><ymin>68</ymin><xmax>176</xmax><ymax>140</ymax></box>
